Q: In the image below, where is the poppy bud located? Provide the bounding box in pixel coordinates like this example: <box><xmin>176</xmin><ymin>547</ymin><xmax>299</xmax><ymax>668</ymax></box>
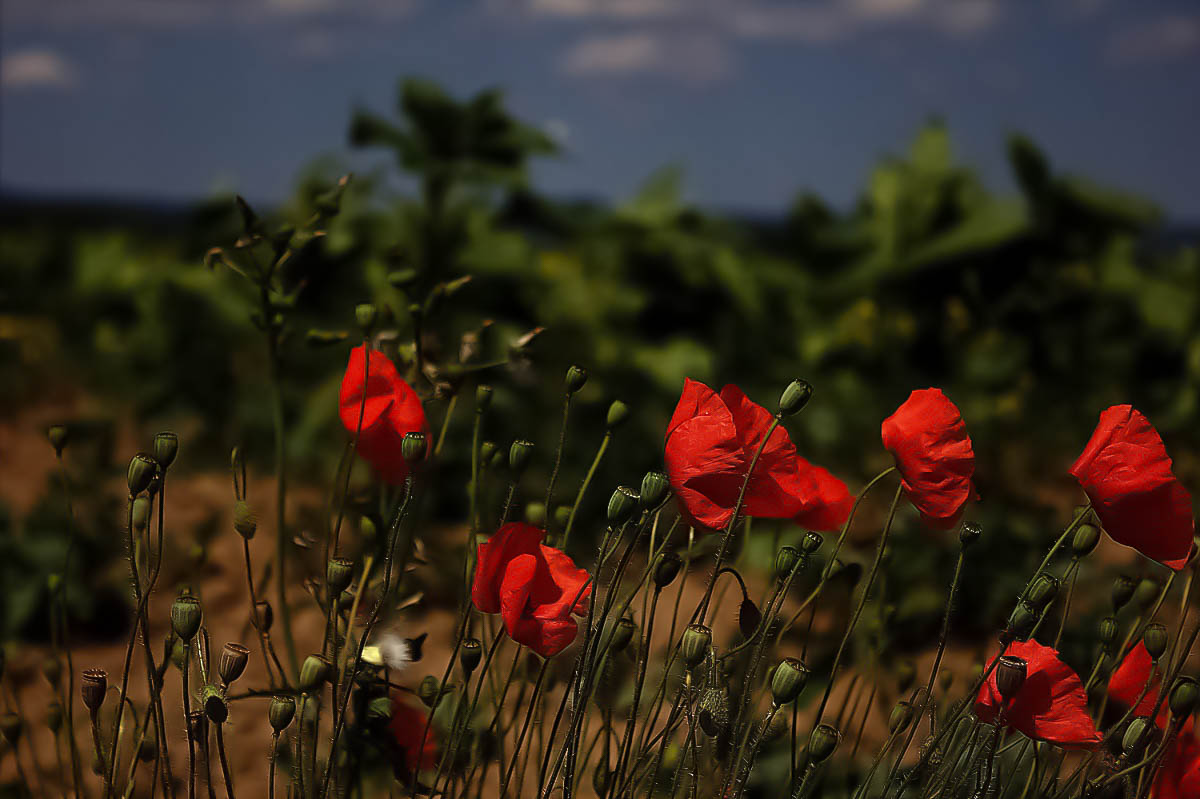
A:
<box><xmin>996</xmin><ymin>656</ymin><xmax>1027</xmax><ymax>701</ymax></box>
<box><xmin>1122</xmin><ymin>717</ymin><xmax>1152</xmax><ymax>756</ymax></box>
<box><xmin>171</xmin><ymin>596</ymin><xmax>203</xmax><ymax>642</ymax></box>
<box><xmin>203</xmin><ymin>685</ymin><xmax>228</xmax><ymax>724</ymax></box>
<box><xmin>47</xmin><ymin>425</ymin><xmax>69</xmax><ymax>455</ymax></box>
<box><xmin>80</xmin><ymin>669</ymin><xmax>107</xmax><ymax>715</ymax></box>
<box><xmin>607</xmin><ymin>486</ymin><xmax>639</xmax><ymax>526</ymax></box>
<box><xmin>476</xmin><ymin>385</ymin><xmax>493</xmax><ymax>412</ymax></box>
<box><xmin>1007</xmin><ymin>602</ymin><xmax>1038</xmax><ymax>641</ymax></box>
<box><xmin>153</xmin><ymin>432</ymin><xmax>179</xmax><ymax>470</ymax></box>
<box><xmin>889</xmin><ymin>701</ymin><xmax>914</xmax><ymax>734</ymax></box>
<box><xmin>354</xmin><ymin>303</ymin><xmax>377</xmax><ymax>334</ymax></box>
<box><xmin>508</xmin><ymin>439</ymin><xmax>534</xmax><ymax>475</ymax></box>
<box><xmin>609</xmin><ymin>618</ymin><xmax>636</xmax><ymax>654</ymax></box>
<box><xmin>801</xmin><ymin>532</ymin><xmax>823</xmax><ymax>554</ymax></box>
<box><xmin>254</xmin><ymin>601</ymin><xmax>273</xmax><ymax>633</ymax></box>
<box><xmin>1071</xmin><ymin>523</ymin><xmax>1100</xmax><ymax>557</ymax></box>
<box><xmin>1143</xmin><ymin>624</ymin><xmax>1168</xmax><ymax>660</ymax></box>
<box><xmin>1169</xmin><ymin>677</ymin><xmax>1199</xmax><ymax>719</ymax></box>
<box><xmin>418</xmin><ymin>675</ymin><xmax>440</xmax><ymax>708</ymax></box>
<box><xmin>326</xmin><ymin>558</ymin><xmax>354</xmax><ymax>594</ymax></box>
<box><xmin>653</xmin><ymin>552</ymin><xmax>681</xmax><ymax>589</ymax></box>
<box><xmin>773</xmin><ymin>546</ymin><xmax>801</xmax><ymax>583</ymax></box>
<box><xmin>127</xmin><ymin>452</ymin><xmax>158</xmax><ymax>496</ymax></box>
<box><xmin>299</xmin><ymin>655</ymin><xmax>331</xmax><ymax>693</ymax></box>
<box><xmin>959</xmin><ymin>522</ymin><xmax>982</xmax><ymax>548</ymax></box>
<box><xmin>1099</xmin><ymin>617</ymin><xmax>1119</xmax><ymax>652</ymax></box>
<box><xmin>1112</xmin><ymin>575</ymin><xmax>1137</xmax><ymax>612</ymax></box>
<box><xmin>808</xmin><ymin>724</ymin><xmax>840</xmax><ymax>763</ymax></box>
<box><xmin>480</xmin><ymin>441</ymin><xmax>498</xmax><ymax>466</ymax></box>
<box><xmin>43</xmin><ymin>656</ymin><xmax>62</xmax><ymax>688</ymax></box>
<box><xmin>698</xmin><ymin>689</ymin><xmax>729</xmax><ymax>736</ymax></box>
<box><xmin>606</xmin><ymin>400</ymin><xmax>630</xmax><ymax>430</ymax></box>
<box><xmin>233</xmin><ymin>501</ymin><xmax>257</xmax><ymax>539</ymax></box>
<box><xmin>769</xmin><ymin>658</ymin><xmax>810</xmax><ymax>705</ymax></box>
<box><xmin>268</xmin><ymin>696</ymin><xmax>295</xmax><ymax>733</ymax></box>
<box><xmin>778</xmin><ymin>379</ymin><xmax>813</xmax><ymax>416</ymax></box>
<box><xmin>525</xmin><ymin>502</ymin><xmax>547</xmax><ymax>527</ymax></box>
<box><xmin>46</xmin><ymin>702</ymin><xmax>63</xmax><ymax>733</ymax></box>
<box><xmin>402</xmin><ymin>431</ymin><xmax>428</xmax><ymax>464</ymax></box>
<box><xmin>896</xmin><ymin>660</ymin><xmax>916</xmax><ymax>693</ymax></box>
<box><xmin>1133</xmin><ymin>578</ymin><xmax>1161</xmax><ymax>612</ymax></box>
<box><xmin>681</xmin><ymin>625</ymin><xmax>711</xmax><ymax>670</ymax></box>
<box><xmin>1025</xmin><ymin>573</ymin><xmax>1059</xmax><ymax>609</ymax></box>
<box><xmin>639</xmin><ymin>472</ymin><xmax>671</xmax><ymax>510</ymax></box>
<box><xmin>738</xmin><ymin>598</ymin><xmax>762</xmax><ymax>640</ymax></box>
<box><xmin>490</xmin><ymin>447</ymin><xmax>505</xmax><ymax>470</ymax></box>
<box><xmin>565</xmin><ymin>365</ymin><xmax>588</xmax><ymax>395</ymax></box>
<box><xmin>553</xmin><ymin>505</ymin><xmax>572</xmax><ymax>531</ymax></box>
<box><xmin>460</xmin><ymin>639</ymin><xmax>482</xmax><ymax>676</ymax></box>
<box><xmin>218</xmin><ymin>643</ymin><xmax>249</xmax><ymax>686</ymax></box>
<box><xmin>0</xmin><ymin>714</ymin><xmax>22</xmax><ymax>744</ymax></box>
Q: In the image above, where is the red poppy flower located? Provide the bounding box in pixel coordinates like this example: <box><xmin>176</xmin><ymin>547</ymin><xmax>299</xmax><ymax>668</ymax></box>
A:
<box><xmin>1108</xmin><ymin>641</ymin><xmax>1172</xmax><ymax>728</ymax></box>
<box><xmin>389</xmin><ymin>694</ymin><xmax>437</xmax><ymax>773</ymax></box>
<box><xmin>974</xmin><ymin>639</ymin><xmax>1100</xmax><ymax>747</ymax></box>
<box><xmin>880</xmin><ymin>389</ymin><xmax>975</xmax><ymax>530</ymax></box>
<box><xmin>1070</xmin><ymin>406</ymin><xmax>1194</xmax><ymax>570</ymax></box>
<box><xmin>472</xmin><ymin>523</ymin><xmax>591</xmax><ymax>657</ymax></box>
<box><xmin>338</xmin><ymin>344</ymin><xmax>429</xmax><ymax>485</ymax></box>
<box><xmin>1153</xmin><ymin>727</ymin><xmax>1200</xmax><ymax>799</ymax></box>
<box><xmin>663</xmin><ymin>379</ymin><xmax>852</xmax><ymax>532</ymax></box>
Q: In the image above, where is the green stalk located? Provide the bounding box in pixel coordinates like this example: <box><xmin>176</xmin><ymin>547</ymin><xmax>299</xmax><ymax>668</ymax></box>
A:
<box><xmin>561</xmin><ymin>431</ymin><xmax>610</xmax><ymax>550</ymax></box>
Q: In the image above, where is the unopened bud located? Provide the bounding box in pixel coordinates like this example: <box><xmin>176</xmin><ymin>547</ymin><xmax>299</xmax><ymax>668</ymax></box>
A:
<box><xmin>508</xmin><ymin>439</ymin><xmax>534</xmax><ymax>475</ymax></box>
<box><xmin>326</xmin><ymin>558</ymin><xmax>354</xmax><ymax>594</ymax></box>
<box><xmin>1122</xmin><ymin>717</ymin><xmax>1152</xmax><ymax>755</ymax></box>
<box><xmin>153</xmin><ymin>432</ymin><xmax>179</xmax><ymax>470</ymax></box>
<box><xmin>959</xmin><ymin>522</ymin><xmax>982</xmax><ymax>548</ymax></box>
<box><xmin>889</xmin><ymin>701</ymin><xmax>915</xmax><ymax>734</ymax></box>
<box><xmin>639</xmin><ymin>472</ymin><xmax>671</xmax><ymax>510</ymax></box>
<box><xmin>1099</xmin><ymin>617</ymin><xmax>1119</xmax><ymax>652</ymax></box>
<box><xmin>738</xmin><ymin>598</ymin><xmax>763</xmax><ymax>640</ymax></box>
<box><xmin>418</xmin><ymin>675</ymin><xmax>440</xmax><ymax>708</ymax></box>
<box><xmin>996</xmin><ymin>655</ymin><xmax>1027</xmax><ymax>701</ymax></box>
<box><xmin>127</xmin><ymin>452</ymin><xmax>158</xmax><ymax>496</ymax></box>
<box><xmin>402</xmin><ymin>431</ymin><xmax>428</xmax><ymax>464</ymax></box>
<box><xmin>553</xmin><ymin>505</ymin><xmax>572</xmax><ymax>531</ymax></box>
<box><xmin>476</xmin><ymin>385</ymin><xmax>493</xmax><ymax>412</ymax></box>
<box><xmin>354</xmin><ymin>303</ymin><xmax>377</xmax><ymax>334</ymax></box>
<box><xmin>769</xmin><ymin>658</ymin><xmax>810</xmax><ymax>705</ymax></box>
<box><xmin>1143</xmin><ymin>624</ymin><xmax>1168</xmax><ymax>660</ymax></box>
<box><xmin>1007</xmin><ymin>602</ymin><xmax>1038</xmax><ymax>641</ymax></box>
<box><xmin>81</xmin><ymin>669</ymin><xmax>107</xmax><ymax>714</ymax></box>
<box><xmin>460</xmin><ymin>639</ymin><xmax>482</xmax><ymax>675</ymax></box>
<box><xmin>1112</xmin><ymin>575</ymin><xmax>1137</xmax><ymax>612</ymax></box>
<box><xmin>606</xmin><ymin>400</ymin><xmax>630</xmax><ymax>430</ymax></box>
<box><xmin>253</xmin><ymin>601</ymin><xmax>273</xmax><ymax>633</ymax></box>
<box><xmin>233</xmin><ymin>501</ymin><xmax>257</xmax><ymax>539</ymax></box>
<box><xmin>171</xmin><ymin>596</ymin><xmax>203</xmax><ymax>642</ymax></box>
<box><xmin>681</xmin><ymin>625</ymin><xmax>711</xmax><ymax>670</ymax></box>
<box><xmin>1169</xmin><ymin>677</ymin><xmax>1199</xmax><ymax>719</ymax></box>
<box><xmin>653</xmin><ymin>552</ymin><xmax>681</xmax><ymax>589</ymax></box>
<box><xmin>1026</xmin><ymin>573</ymin><xmax>1059</xmax><ymax>609</ymax></box>
<box><xmin>47</xmin><ymin>425</ymin><xmax>69</xmax><ymax>455</ymax></box>
<box><xmin>299</xmin><ymin>655</ymin><xmax>331</xmax><ymax>692</ymax></box>
<box><xmin>1072</xmin><ymin>523</ymin><xmax>1100</xmax><ymax>557</ymax></box>
<box><xmin>524</xmin><ymin>502</ymin><xmax>546</xmax><ymax>527</ymax></box>
<box><xmin>268</xmin><ymin>696</ymin><xmax>295</xmax><ymax>732</ymax></box>
<box><xmin>779</xmin><ymin>379</ymin><xmax>813</xmax><ymax>416</ymax></box>
<box><xmin>773</xmin><ymin>546</ymin><xmax>801</xmax><ymax>583</ymax></box>
<box><xmin>808</xmin><ymin>724</ymin><xmax>840</xmax><ymax>763</ymax></box>
<box><xmin>607</xmin><ymin>486</ymin><xmax>639</xmax><ymax>526</ymax></box>
<box><xmin>218</xmin><ymin>643</ymin><xmax>249</xmax><ymax>686</ymax></box>
<box><xmin>565</xmin><ymin>365</ymin><xmax>588</xmax><ymax>395</ymax></box>
<box><xmin>609</xmin><ymin>617</ymin><xmax>636</xmax><ymax>654</ymax></box>
<box><xmin>1133</xmin><ymin>578</ymin><xmax>1161</xmax><ymax>613</ymax></box>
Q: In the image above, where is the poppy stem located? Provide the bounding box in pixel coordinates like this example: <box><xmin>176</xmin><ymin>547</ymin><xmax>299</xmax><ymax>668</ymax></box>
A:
<box><xmin>545</xmin><ymin>391</ymin><xmax>572</xmax><ymax>514</ymax></box>
<box><xmin>562</xmin><ymin>430</ymin><xmax>611</xmax><ymax>551</ymax></box>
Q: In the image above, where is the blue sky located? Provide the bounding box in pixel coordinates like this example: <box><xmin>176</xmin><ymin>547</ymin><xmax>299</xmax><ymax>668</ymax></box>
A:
<box><xmin>2</xmin><ymin>0</ymin><xmax>1199</xmax><ymax>218</ymax></box>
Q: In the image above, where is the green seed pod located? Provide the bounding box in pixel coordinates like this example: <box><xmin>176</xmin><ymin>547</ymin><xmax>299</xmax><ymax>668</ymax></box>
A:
<box><xmin>218</xmin><ymin>643</ymin><xmax>249</xmax><ymax>686</ymax></box>
<box><xmin>959</xmin><ymin>522</ymin><xmax>982</xmax><ymax>548</ymax></box>
<box><xmin>996</xmin><ymin>656</ymin><xmax>1027</xmax><ymax>701</ymax></box>
<box><xmin>1099</xmin><ymin>617</ymin><xmax>1119</xmax><ymax>652</ymax></box>
<box><xmin>801</xmin><ymin>531</ymin><xmax>823</xmax><ymax>555</ymax></box>
<box><xmin>888</xmin><ymin>701</ymin><xmax>915</xmax><ymax>734</ymax></box>
<box><xmin>131</xmin><ymin>496</ymin><xmax>151</xmax><ymax>534</ymax></box>
<box><xmin>460</xmin><ymin>638</ymin><xmax>483</xmax><ymax>676</ymax></box>
<box><xmin>299</xmin><ymin>655</ymin><xmax>331</xmax><ymax>693</ymax></box>
<box><xmin>1143</xmin><ymin>624</ymin><xmax>1169</xmax><ymax>661</ymax></box>
<box><xmin>42</xmin><ymin>655</ymin><xmax>62</xmax><ymax>688</ymax></box>
<box><xmin>354</xmin><ymin>303</ymin><xmax>378</xmax><ymax>334</ymax></box>
<box><xmin>1133</xmin><ymin>578</ymin><xmax>1161</xmax><ymax>613</ymax></box>
<box><xmin>366</xmin><ymin>696</ymin><xmax>392</xmax><ymax>725</ymax></box>
<box><xmin>681</xmin><ymin>624</ymin><xmax>712</xmax><ymax>670</ymax></box>
<box><xmin>171</xmin><ymin>596</ymin><xmax>203</xmax><ymax>642</ymax></box>
<box><xmin>127</xmin><ymin>452</ymin><xmax>158</xmax><ymax>496</ymax></box>
<box><xmin>698</xmin><ymin>689</ymin><xmax>729</xmax><ymax>737</ymax></box>
<box><xmin>639</xmin><ymin>472</ymin><xmax>671</xmax><ymax>510</ymax></box>
<box><xmin>1122</xmin><ymin>717</ymin><xmax>1152</xmax><ymax>756</ymax></box>
<box><xmin>769</xmin><ymin>658</ymin><xmax>810</xmax><ymax>705</ymax></box>
<box><xmin>47</xmin><ymin>424</ymin><xmax>69</xmax><ymax>455</ymax></box>
<box><xmin>301</xmin><ymin>695</ymin><xmax>319</xmax><ymax>730</ymax></box>
<box><xmin>508</xmin><ymin>439</ymin><xmax>534</xmax><ymax>475</ymax></box>
<box><xmin>1169</xmin><ymin>677</ymin><xmax>1199</xmax><ymax>719</ymax></box>
<box><xmin>808</xmin><ymin>724</ymin><xmax>841</xmax><ymax>763</ymax></box>
<box><xmin>553</xmin><ymin>505</ymin><xmax>572</xmax><ymax>531</ymax></box>
<box><xmin>1112</xmin><ymin>575</ymin><xmax>1137</xmax><ymax>612</ymax></box>
<box><xmin>525</xmin><ymin>502</ymin><xmax>547</xmax><ymax>527</ymax></box>
<box><xmin>607</xmin><ymin>486</ymin><xmax>639</xmax><ymax>526</ymax></box>
<box><xmin>1007</xmin><ymin>602</ymin><xmax>1038</xmax><ymax>641</ymax></box>
<box><xmin>565</xmin><ymin>365</ymin><xmax>588</xmax><ymax>395</ymax></box>
<box><xmin>326</xmin><ymin>558</ymin><xmax>355</xmax><ymax>594</ymax></box>
<box><xmin>202</xmin><ymin>685</ymin><xmax>228</xmax><ymax>724</ymax></box>
<box><xmin>0</xmin><ymin>713</ymin><xmax>22</xmax><ymax>744</ymax></box>
<box><xmin>773</xmin><ymin>546</ymin><xmax>801</xmax><ymax>583</ymax></box>
<box><xmin>402</xmin><ymin>431</ymin><xmax>428</xmax><ymax>464</ymax></box>
<box><xmin>480</xmin><ymin>441</ymin><xmax>498</xmax><ymax>465</ymax></box>
<box><xmin>605</xmin><ymin>400</ymin><xmax>630</xmax><ymax>430</ymax></box>
<box><xmin>153</xmin><ymin>432</ymin><xmax>179</xmax><ymax>470</ymax></box>
<box><xmin>609</xmin><ymin>617</ymin><xmax>636</xmax><ymax>654</ymax></box>
<box><xmin>233</xmin><ymin>500</ymin><xmax>257</xmax><ymax>539</ymax></box>
<box><xmin>653</xmin><ymin>552</ymin><xmax>681</xmax><ymax>589</ymax></box>
<box><xmin>418</xmin><ymin>675</ymin><xmax>440</xmax><ymax>708</ymax></box>
<box><xmin>1025</xmin><ymin>573</ymin><xmax>1060</xmax><ymax>609</ymax></box>
<box><xmin>779</xmin><ymin>379</ymin><xmax>813</xmax><ymax>416</ymax></box>
<box><xmin>476</xmin><ymin>384</ymin><xmax>493</xmax><ymax>412</ymax></box>
<box><xmin>46</xmin><ymin>701</ymin><xmax>63</xmax><ymax>733</ymax></box>
<box><xmin>738</xmin><ymin>598</ymin><xmax>763</xmax><ymax>640</ymax></box>
<box><xmin>268</xmin><ymin>696</ymin><xmax>295</xmax><ymax>733</ymax></box>
<box><xmin>81</xmin><ymin>669</ymin><xmax>107</xmax><ymax>714</ymax></box>
<box><xmin>1071</xmin><ymin>523</ymin><xmax>1100</xmax><ymax>557</ymax></box>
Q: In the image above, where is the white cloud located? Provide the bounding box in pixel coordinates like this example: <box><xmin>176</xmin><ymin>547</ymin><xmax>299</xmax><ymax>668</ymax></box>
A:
<box><xmin>562</xmin><ymin>30</ymin><xmax>731</xmax><ymax>82</ymax></box>
<box><xmin>2</xmin><ymin>0</ymin><xmax>419</xmax><ymax>30</ymax></box>
<box><xmin>1</xmin><ymin>48</ymin><xmax>78</xmax><ymax>90</ymax></box>
<box><xmin>1109</xmin><ymin>15</ymin><xmax>1200</xmax><ymax>64</ymax></box>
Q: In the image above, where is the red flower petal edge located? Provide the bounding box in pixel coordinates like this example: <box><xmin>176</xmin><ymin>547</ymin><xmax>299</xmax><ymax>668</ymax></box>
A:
<box><xmin>389</xmin><ymin>694</ymin><xmax>437</xmax><ymax>773</ymax></box>
<box><xmin>664</xmin><ymin>379</ymin><xmax>852</xmax><ymax>531</ymax></box>
<box><xmin>471</xmin><ymin>522</ymin><xmax>591</xmax><ymax>657</ymax></box>
<box><xmin>1070</xmin><ymin>405</ymin><xmax>1194</xmax><ymax>570</ymax></box>
<box><xmin>338</xmin><ymin>344</ymin><xmax>429</xmax><ymax>485</ymax></box>
<box><xmin>1107</xmin><ymin>641</ymin><xmax>1171</xmax><ymax>728</ymax></box>
<box><xmin>974</xmin><ymin>639</ymin><xmax>1100</xmax><ymax>747</ymax></box>
<box><xmin>1153</xmin><ymin>725</ymin><xmax>1200</xmax><ymax>799</ymax></box>
<box><xmin>881</xmin><ymin>388</ymin><xmax>975</xmax><ymax>530</ymax></box>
